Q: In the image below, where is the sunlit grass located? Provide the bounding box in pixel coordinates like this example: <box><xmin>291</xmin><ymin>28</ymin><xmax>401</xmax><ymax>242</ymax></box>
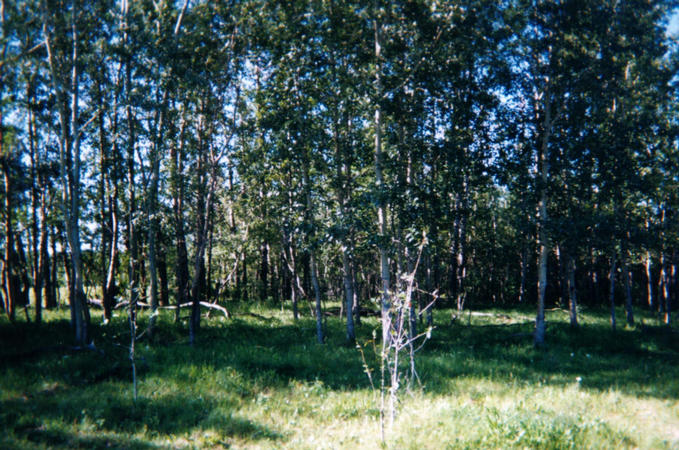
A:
<box><xmin>1</xmin><ymin>303</ymin><xmax>678</xmax><ymax>448</ymax></box>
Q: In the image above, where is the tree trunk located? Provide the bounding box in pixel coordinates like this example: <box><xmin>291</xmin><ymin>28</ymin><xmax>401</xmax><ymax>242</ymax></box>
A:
<box><xmin>28</xmin><ymin>101</ymin><xmax>43</xmax><ymax>323</ymax></box>
<box><xmin>565</xmin><ymin>251</ymin><xmax>578</xmax><ymax>328</ymax></box>
<box><xmin>645</xmin><ymin>251</ymin><xmax>654</xmax><ymax>310</ymax></box>
<box><xmin>374</xmin><ymin>8</ymin><xmax>391</xmax><ymax>346</ymax></box>
<box><xmin>15</xmin><ymin>233</ymin><xmax>31</xmax><ymax>310</ymax></box>
<box><xmin>43</xmin><ymin>6</ymin><xmax>89</xmax><ymax>344</ymax></box>
<box><xmin>259</xmin><ymin>242</ymin><xmax>269</xmax><ymax>301</ymax></box>
<box><xmin>609</xmin><ymin>254</ymin><xmax>617</xmax><ymax>331</ymax></box>
<box><xmin>2</xmin><ymin>153</ymin><xmax>16</xmax><ymax>321</ymax></box>
<box><xmin>660</xmin><ymin>254</ymin><xmax>670</xmax><ymax>325</ymax></box>
<box><xmin>146</xmin><ymin>118</ymin><xmax>164</xmax><ymax>338</ymax></box>
<box><xmin>534</xmin><ymin>83</ymin><xmax>552</xmax><ymax>347</ymax></box>
<box><xmin>622</xmin><ymin>252</ymin><xmax>635</xmax><ymax>327</ymax></box>
<box><xmin>157</xmin><ymin>231</ymin><xmax>169</xmax><ymax>307</ymax></box>
<box><xmin>285</xmin><ymin>236</ymin><xmax>298</xmax><ymax>320</ymax></box>
<box><xmin>47</xmin><ymin>224</ymin><xmax>58</xmax><ymax>309</ymax></box>
<box><xmin>103</xmin><ymin>192</ymin><xmax>119</xmax><ymax>323</ymax></box>
<box><xmin>171</xmin><ymin>116</ymin><xmax>189</xmax><ymax>322</ymax></box>
<box><xmin>310</xmin><ymin>251</ymin><xmax>324</xmax><ymax>344</ymax></box>
<box><xmin>455</xmin><ymin>207</ymin><xmax>467</xmax><ymax>314</ymax></box>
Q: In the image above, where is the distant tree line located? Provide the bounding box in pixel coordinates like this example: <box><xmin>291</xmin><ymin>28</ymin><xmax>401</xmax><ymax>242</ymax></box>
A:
<box><xmin>1</xmin><ymin>0</ymin><xmax>678</xmax><ymax>346</ymax></box>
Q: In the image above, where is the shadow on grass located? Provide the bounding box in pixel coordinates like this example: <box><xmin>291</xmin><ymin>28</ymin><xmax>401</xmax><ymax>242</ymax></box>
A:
<box><xmin>1</xmin><ymin>384</ymin><xmax>280</xmax><ymax>448</ymax></box>
<box><xmin>1</xmin><ymin>306</ymin><xmax>679</xmax><ymax>447</ymax></box>
<box><xmin>137</xmin><ymin>309</ymin><xmax>679</xmax><ymax>401</ymax></box>
<box><xmin>1</xmin><ymin>379</ymin><xmax>280</xmax><ymax>440</ymax></box>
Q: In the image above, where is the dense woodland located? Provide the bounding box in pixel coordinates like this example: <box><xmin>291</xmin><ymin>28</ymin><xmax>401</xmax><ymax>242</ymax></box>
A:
<box><xmin>2</xmin><ymin>0</ymin><xmax>679</xmax><ymax>349</ymax></box>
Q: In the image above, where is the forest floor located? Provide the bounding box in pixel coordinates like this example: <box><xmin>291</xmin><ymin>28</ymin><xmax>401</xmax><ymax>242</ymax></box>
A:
<box><xmin>1</xmin><ymin>303</ymin><xmax>678</xmax><ymax>449</ymax></box>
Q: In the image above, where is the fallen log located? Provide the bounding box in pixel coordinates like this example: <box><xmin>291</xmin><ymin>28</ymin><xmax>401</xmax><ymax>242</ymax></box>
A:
<box><xmin>159</xmin><ymin>301</ymin><xmax>230</xmax><ymax>319</ymax></box>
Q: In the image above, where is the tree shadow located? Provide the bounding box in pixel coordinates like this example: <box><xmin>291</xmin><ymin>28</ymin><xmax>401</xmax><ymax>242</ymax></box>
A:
<box><xmin>1</xmin><ymin>384</ymin><xmax>280</xmax><ymax>448</ymax></box>
<box><xmin>131</xmin><ymin>310</ymin><xmax>679</xmax><ymax>403</ymax></box>
<box><xmin>2</xmin><ymin>307</ymin><xmax>679</xmax><ymax>448</ymax></box>
<box><xmin>417</xmin><ymin>314</ymin><xmax>679</xmax><ymax>399</ymax></box>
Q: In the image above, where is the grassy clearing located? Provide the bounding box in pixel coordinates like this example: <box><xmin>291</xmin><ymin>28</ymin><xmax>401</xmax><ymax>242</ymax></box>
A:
<box><xmin>1</xmin><ymin>304</ymin><xmax>678</xmax><ymax>449</ymax></box>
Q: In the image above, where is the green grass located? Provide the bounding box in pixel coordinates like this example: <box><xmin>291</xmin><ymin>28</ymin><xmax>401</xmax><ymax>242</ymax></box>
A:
<box><xmin>1</xmin><ymin>304</ymin><xmax>678</xmax><ymax>448</ymax></box>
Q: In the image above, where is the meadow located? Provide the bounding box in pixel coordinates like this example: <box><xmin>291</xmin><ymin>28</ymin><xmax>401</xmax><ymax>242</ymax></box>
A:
<box><xmin>1</xmin><ymin>304</ymin><xmax>678</xmax><ymax>449</ymax></box>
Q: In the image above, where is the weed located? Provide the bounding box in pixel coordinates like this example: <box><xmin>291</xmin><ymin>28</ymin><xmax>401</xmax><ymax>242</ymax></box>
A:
<box><xmin>0</xmin><ymin>305</ymin><xmax>677</xmax><ymax>448</ymax></box>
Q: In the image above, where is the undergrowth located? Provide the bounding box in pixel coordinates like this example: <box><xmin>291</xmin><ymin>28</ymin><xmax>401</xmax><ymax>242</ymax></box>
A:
<box><xmin>0</xmin><ymin>304</ymin><xmax>678</xmax><ymax>448</ymax></box>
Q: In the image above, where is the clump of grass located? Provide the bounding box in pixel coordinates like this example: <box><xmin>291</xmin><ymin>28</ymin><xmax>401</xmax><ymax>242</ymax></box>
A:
<box><xmin>1</xmin><ymin>305</ymin><xmax>678</xmax><ymax>448</ymax></box>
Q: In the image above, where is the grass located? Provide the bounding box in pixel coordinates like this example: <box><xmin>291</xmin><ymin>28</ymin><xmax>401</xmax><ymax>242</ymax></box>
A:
<box><xmin>1</xmin><ymin>303</ymin><xmax>678</xmax><ymax>449</ymax></box>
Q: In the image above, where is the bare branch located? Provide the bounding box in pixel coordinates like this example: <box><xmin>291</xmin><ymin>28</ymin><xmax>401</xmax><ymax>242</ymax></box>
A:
<box><xmin>174</xmin><ymin>0</ymin><xmax>190</xmax><ymax>35</ymax></box>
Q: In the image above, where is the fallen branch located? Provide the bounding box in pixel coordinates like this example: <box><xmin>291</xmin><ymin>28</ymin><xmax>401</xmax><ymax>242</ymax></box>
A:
<box><xmin>114</xmin><ymin>301</ymin><xmax>150</xmax><ymax>310</ymax></box>
<box><xmin>160</xmin><ymin>302</ymin><xmax>230</xmax><ymax>319</ymax></box>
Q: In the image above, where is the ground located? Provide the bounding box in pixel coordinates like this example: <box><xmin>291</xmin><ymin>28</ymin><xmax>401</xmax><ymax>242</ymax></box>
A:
<box><xmin>1</xmin><ymin>303</ymin><xmax>678</xmax><ymax>449</ymax></box>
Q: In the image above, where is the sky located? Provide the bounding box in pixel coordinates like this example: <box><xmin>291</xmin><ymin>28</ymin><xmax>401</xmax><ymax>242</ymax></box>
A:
<box><xmin>668</xmin><ymin>10</ymin><xmax>679</xmax><ymax>38</ymax></box>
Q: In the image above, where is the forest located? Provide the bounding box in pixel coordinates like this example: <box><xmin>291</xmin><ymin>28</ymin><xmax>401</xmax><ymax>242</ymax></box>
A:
<box><xmin>2</xmin><ymin>0</ymin><xmax>679</xmax><ymax>448</ymax></box>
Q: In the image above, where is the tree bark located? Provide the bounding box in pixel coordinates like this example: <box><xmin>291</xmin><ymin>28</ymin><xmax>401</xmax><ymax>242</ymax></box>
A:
<box><xmin>622</xmin><ymin>251</ymin><xmax>635</xmax><ymax>327</ymax></box>
<box><xmin>2</xmin><ymin>143</ymin><xmax>16</xmax><ymax>321</ymax></box>
<box><xmin>374</xmin><ymin>5</ymin><xmax>391</xmax><ymax>346</ymax></box>
<box><xmin>171</xmin><ymin>116</ymin><xmax>189</xmax><ymax>323</ymax></box>
<box><xmin>534</xmin><ymin>82</ymin><xmax>552</xmax><ymax>347</ymax></box>
<box><xmin>157</xmin><ymin>231</ymin><xmax>169</xmax><ymax>307</ymax></box>
<box><xmin>645</xmin><ymin>251</ymin><xmax>654</xmax><ymax>310</ymax></box>
<box><xmin>43</xmin><ymin>1</ymin><xmax>89</xmax><ymax>344</ymax></box>
<box><xmin>47</xmin><ymin>224</ymin><xmax>58</xmax><ymax>309</ymax></box>
<box><xmin>28</xmin><ymin>98</ymin><xmax>43</xmax><ymax>323</ymax></box>
<box><xmin>565</xmin><ymin>251</ymin><xmax>578</xmax><ymax>328</ymax></box>
<box><xmin>609</xmin><ymin>254</ymin><xmax>617</xmax><ymax>331</ymax></box>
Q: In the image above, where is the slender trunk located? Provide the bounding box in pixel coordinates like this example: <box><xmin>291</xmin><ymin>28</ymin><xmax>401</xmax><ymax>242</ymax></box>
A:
<box><xmin>287</xmin><ymin>238</ymin><xmax>298</xmax><ymax>320</ymax></box>
<box><xmin>566</xmin><ymin>251</ymin><xmax>578</xmax><ymax>327</ymax></box>
<box><xmin>190</xmin><ymin>124</ymin><xmax>209</xmax><ymax>344</ymax></box>
<box><xmin>661</xmin><ymin>256</ymin><xmax>670</xmax><ymax>325</ymax></box>
<box><xmin>456</xmin><ymin>210</ymin><xmax>467</xmax><ymax>313</ymax></box>
<box><xmin>61</xmin><ymin>230</ymin><xmax>75</xmax><ymax>326</ymax></box>
<box><xmin>39</xmin><ymin>193</ymin><xmax>51</xmax><ymax>311</ymax></box>
<box><xmin>333</xmin><ymin>113</ymin><xmax>355</xmax><ymax>342</ymax></box>
<box><xmin>3</xmin><ymin>154</ymin><xmax>15</xmax><ymax>321</ymax></box>
<box><xmin>67</xmin><ymin>6</ymin><xmax>88</xmax><ymax>346</ymax></box>
<box><xmin>534</xmin><ymin>78</ymin><xmax>552</xmax><ymax>347</ymax></box>
<box><xmin>97</xmin><ymin>81</ymin><xmax>115</xmax><ymax>322</ymax></box>
<box><xmin>16</xmin><ymin>234</ymin><xmax>32</xmax><ymax>309</ymax></box>
<box><xmin>126</xmin><ymin>77</ymin><xmax>139</xmax><ymax>344</ymax></box>
<box><xmin>310</xmin><ymin>251</ymin><xmax>323</xmax><ymax>344</ymax></box>
<box><xmin>352</xmin><ymin>252</ymin><xmax>361</xmax><ymax>326</ymax></box>
<box><xmin>342</xmin><ymin>248</ymin><xmax>355</xmax><ymax>342</ymax></box>
<box><xmin>302</xmin><ymin>145</ymin><xmax>323</xmax><ymax>343</ymax></box>
<box><xmin>157</xmin><ymin>231</ymin><xmax>169</xmax><ymax>307</ymax></box>
<box><xmin>241</xmin><ymin>250</ymin><xmax>249</xmax><ymax>302</ymax></box>
<box><xmin>28</xmin><ymin>103</ymin><xmax>43</xmax><ymax>323</ymax></box>
<box><xmin>645</xmin><ymin>251</ymin><xmax>654</xmax><ymax>310</ymax></box>
<box><xmin>424</xmin><ymin>252</ymin><xmax>433</xmax><ymax>325</ymax></box>
<box><xmin>189</xmin><ymin>94</ymin><xmax>227</xmax><ymax>344</ymax></box>
<box><xmin>259</xmin><ymin>242</ymin><xmax>268</xmax><ymax>301</ymax></box>
<box><xmin>171</xmin><ymin>118</ymin><xmax>189</xmax><ymax>322</ymax></box>
<box><xmin>622</xmin><ymin>253</ymin><xmax>634</xmax><ymax>326</ymax></box>
<box><xmin>374</xmin><ymin>7</ymin><xmax>391</xmax><ymax>346</ymax></box>
<box><xmin>206</xmin><ymin>218</ymin><xmax>215</xmax><ymax>302</ymax></box>
<box><xmin>534</xmin><ymin>170</ymin><xmax>549</xmax><ymax>344</ymax></box>
<box><xmin>518</xmin><ymin>244</ymin><xmax>528</xmax><ymax>303</ymax></box>
<box><xmin>103</xmin><ymin>189</ymin><xmax>119</xmax><ymax>323</ymax></box>
<box><xmin>0</xmin><ymin>108</ymin><xmax>7</xmax><ymax>318</ymax></box>
<box><xmin>189</xmin><ymin>176</ymin><xmax>218</xmax><ymax>344</ymax></box>
<box><xmin>43</xmin><ymin>5</ymin><xmax>89</xmax><ymax>343</ymax></box>
<box><xmin>147</xmin><ymin>129</ymin><xmax>163</xmax><ymax>338</ymax></box>
<box><xmin>609</xmin><ymin>254</ymin><xmax>617</xmax><ymax>331</ymax></box>
<box><xmin>48</xmin><ymin>224</ymin><xmax>58</xmax><ymax>308</ymax></box>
